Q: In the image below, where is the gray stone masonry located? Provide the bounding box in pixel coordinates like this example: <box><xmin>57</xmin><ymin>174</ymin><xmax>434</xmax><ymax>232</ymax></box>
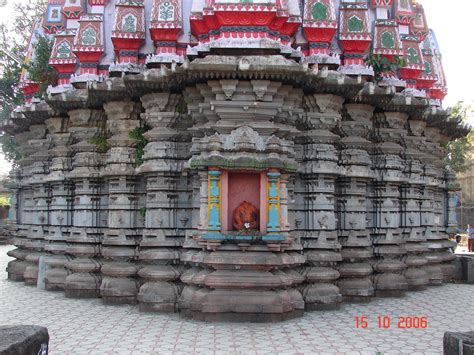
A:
<box><xmin>5</xmin><ymin>55</ymin><xmax>467</xmax><ymax>321</ymax></box>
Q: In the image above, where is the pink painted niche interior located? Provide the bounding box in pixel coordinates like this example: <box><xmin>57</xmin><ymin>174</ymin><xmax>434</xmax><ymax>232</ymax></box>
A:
<box><xmin>221</xmin><ymin>171</ymin><xmax>267</xmax><ymax>233</ymax></box>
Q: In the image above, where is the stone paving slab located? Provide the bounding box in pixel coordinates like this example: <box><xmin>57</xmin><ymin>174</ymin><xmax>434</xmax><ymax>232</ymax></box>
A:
<box><xmin>1</xmin><ymin>245</ymin><xmax>473</xmax><ymax>355</ymax></box>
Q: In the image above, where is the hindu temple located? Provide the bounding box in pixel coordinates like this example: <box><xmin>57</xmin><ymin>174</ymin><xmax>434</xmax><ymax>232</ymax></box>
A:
<box><xmin>2</xmin><ymin>0</ymin><xmax>470</xmax><ymax>322</ymax></box>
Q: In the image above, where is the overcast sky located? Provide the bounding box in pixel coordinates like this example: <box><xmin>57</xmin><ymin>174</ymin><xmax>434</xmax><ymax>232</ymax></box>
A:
<box><xmin>0</xmin><ymin>0</ymin><xmax>472</xmax><ymax>176</ymax></box>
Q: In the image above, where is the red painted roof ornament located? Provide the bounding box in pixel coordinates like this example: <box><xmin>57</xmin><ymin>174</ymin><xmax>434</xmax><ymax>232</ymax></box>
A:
<box><xmin>394</xmin><ymin>0</ymin><xmax>415</xmax><ymax>25</ymax></box>
<box><xmin>72</xmin><ymin>14</ymin><xmax>105</xmax><ymax>81</ymax></box>
<box><xmin>62</xmin><ymin>0</ymin><xmax>85</xmax><ymax>20</ymax></box>
<box><xmin>411</xmin><ymin>3</ymin><xmax>429</xmax><ymax>42</ymax></box>
<box><xmin>271</xmin><ymin>0</ymin><xmax>301</xmax><ymax>40</ymax></box>
<box><xmin>399</xmin><ymin>34</ymin><xmax>424</xmax><ymax>88</ymax></box>
<box><xmin>148</xmin><ymin>0</ymin><xmax>184</xmax><ymax>65</ymax></box>
<box><xmin>371</xmin><ymin>0</ymin><xmax>393</xmax><ymax>7</ymax></box>
<box><xmin>19</xmin><ymin>20</ymin><xmax>43</xmax><ymax>103</ymax></box>
<box><xmin>416</xmin><ymin>37</ymin><xmax>437</xmax><ymax>90</ymax></box>
<box><xmin>88</xmin><ymin>0</ymin><xmax>110</xmax><ymax>5</ymax></box>
<box><xmin>189</xmin><ymin>0</ymin><xmax>301</xmax><ymax>57</ymax></box>
<box><xmin>49</xmin><ymin>29</ymin><xmax>78</xmax><ymax>86</ymax></box>
<box><xmin>302</xmin><ymin>0</ymin><xmax>339</xmax><ymax>66</ymax></box>
<box><xmin>339</xmin><ymin>2</ymin><xmax>372</xmax><ymax>67</ymax></box>
<box><xmin>111</xmin><ymin>0</ymin><xmax>146</xmax><ymax>64</ymax></box>
<box><xmin>429</xmin><ymin>54</ymin><xmax>448</xmax><ymax>100</ymax></box>
<box><xmin>43</xmin><ymin>0</ymin><xmax>66</xmax><ymax>34</ymax></box>
<box><xmin>373</xmin><ymin>20</ymin><xmax>404</xmax><ymax>59</ymax></box>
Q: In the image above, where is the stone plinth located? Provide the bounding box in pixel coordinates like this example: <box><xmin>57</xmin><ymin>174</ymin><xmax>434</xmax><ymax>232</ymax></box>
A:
<box><xmin>179</xmin><ymin>248</ymin><xmax>305</xmax><ymax>322</ymax></box>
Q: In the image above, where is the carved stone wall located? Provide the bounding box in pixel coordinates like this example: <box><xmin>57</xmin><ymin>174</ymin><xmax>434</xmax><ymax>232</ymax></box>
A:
<box><xmin>5</xmin><ymin>59</ymin><xmax>463</xmax><ymax>322</ymax></box>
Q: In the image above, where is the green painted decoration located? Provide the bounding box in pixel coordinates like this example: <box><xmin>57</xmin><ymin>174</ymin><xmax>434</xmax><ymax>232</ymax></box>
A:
<box><xmin>424</xmin><ymin>60</ymin><xmax>432</xmax><ymax>75</ymax></box>
<box><xmin>123</xmin><ymin>14</ymin><xmax>137</xmax><ymax>32</ymax></box>
<box><xmin>159</xmin><ymin>1</ymin><xmax>175</xmax><ymax>21</ymax></box>
<box><xmin>81</xmin><ymin>27</ymin><xmax>97</xmax><ymax>46</ymax></box>
<box><xmin>311</xmin><ymin>2</ymin><xmax>328</xmax><ymax>21</ymax></box>
<box><xmin>406</xmin><ymin>47</ymin><xmax>419</xmax><ymax>64</ymax></box>
<box><xmin>56</xmin><ymin>42</ymin><xmax>71</xmax><ymax>58</ymax></box>
<box><xmin>381</xmin><ymin>31</ymin><xmax>395</xmax><ymax>49</ymax></box>
<box><xmin>415</xmin><ymin>14</ymin><xmax>423</xmax><ymax>26</ymax></box>
<box><xmin>348</xmin><ymin>15</ymin><xmax>363</xmax><ymax>32</ymax></box>
<box><xmin>423</xmin><ymin>37</ymin><xmax>430</xmax><ymax>50</ymax></box>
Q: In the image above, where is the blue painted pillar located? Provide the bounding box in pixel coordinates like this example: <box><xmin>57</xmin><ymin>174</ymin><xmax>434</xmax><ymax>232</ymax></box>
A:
<box><xmin>207</xmin><ymin>170</ymin><xmax>222</xmax><ymax>238</ymax></box>
<box><xmin>266</xmin><ymin>171</ymin><xmax>281</xmax><ymax>237</ymax></box>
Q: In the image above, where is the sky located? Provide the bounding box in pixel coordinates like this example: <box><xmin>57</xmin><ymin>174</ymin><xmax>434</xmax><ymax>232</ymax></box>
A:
<box><xmin>0</xmin><ymin>0</ymin><xmax>473</xmax><ymax>176</ymax></box>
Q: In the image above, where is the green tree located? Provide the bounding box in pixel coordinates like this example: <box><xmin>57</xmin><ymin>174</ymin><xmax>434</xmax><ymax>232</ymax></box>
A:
<box><xmin>444</xmin><ymin>102</ymin><xmax>474</xmax><ymax>173</ymax></box>
<box><xmin>0</xmin><ymin>25</ymin><xmax>25</xmax><ymax>169</ymax></box>
<box><xmin>0</xmin><ymin>0</ymin><xmax>49</xmax><ymax>167</ymax></box>
<box><xmin>0</xmin><ymin>195</ymin><xmax>10</xmax><ymax>206</ymax></box>
<box><xmin>27</xmin><ymin>34</ymin><xmax>57</xmax><ymax>96</ymax></box>
<box><xmin>11</xmin><ymin>0</ymin><xmax>47</xmax><ymax>46</ymax></box>
<box><xmin>364</xmin><ymin>54</ymin><xmax>406</xmax><ymax>82</ymax></box>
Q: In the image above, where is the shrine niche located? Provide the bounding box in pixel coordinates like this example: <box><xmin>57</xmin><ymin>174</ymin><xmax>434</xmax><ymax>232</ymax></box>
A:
<box><xmin>225</xmin><ymin>172</ymin><xmax>262</xmax><ymax>232</ymax></box>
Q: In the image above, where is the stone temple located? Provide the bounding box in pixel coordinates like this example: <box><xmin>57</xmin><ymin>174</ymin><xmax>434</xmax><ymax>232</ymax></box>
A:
<box><xmin>3</xmin><ymin>0</ymin><xmax>470</xmax><ymax>322</ymax></box>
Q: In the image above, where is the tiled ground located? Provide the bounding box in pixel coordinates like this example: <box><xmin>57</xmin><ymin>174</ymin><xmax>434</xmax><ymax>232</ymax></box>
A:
<box><xmin>0</xmin><ymin>244</ymin><xmax>473</xmax><ymax>355</ymax></box>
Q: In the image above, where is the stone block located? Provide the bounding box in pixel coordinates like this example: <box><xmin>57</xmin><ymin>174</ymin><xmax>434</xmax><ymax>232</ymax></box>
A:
<box><xmin>100</xmin><ymin>277</ymin><xmax>139</xmax><ymax>305</ymax></box>
<box><xmin>6</xmin><ymin>260</ymin><xmax>27</xmax><ymax>282</ymax></box>
<box><xmin>460</xmin><ymin>256</ymin><xmax>474</xmax><ymax>284</ymax></box>
<box><xmin>301</xmin><ymin>283</ymin><xmax>342</xmax><ymax>311</ymax></box>
<box><xmin>452</xmin><ymin>256</ymin><xmax>464</xmax><ymax>281</ymax></box>
<box><xmin>138</xmin><ymin>281</ymin><xmax>181</xmax><ymax>312</ymax></box>
<box><xmin>443</xmin><ymin>331</ymin><xmax>474</xmax><ymax>355</ymax></box>
<box><xmin>64</xmin><ymin>273</ymin><xmax>101</xmax><ymax>298</ymax></box>
<box><xmin>0</xmin><ymin>325</ymin><xmax>49</xmax><ymax>355</ymax></box>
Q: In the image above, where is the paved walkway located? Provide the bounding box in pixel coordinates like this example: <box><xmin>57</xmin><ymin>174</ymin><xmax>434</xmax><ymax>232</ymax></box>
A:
<box><xmin>456</xmin><ymin>245</ymin><xmax>474</xmax><ymax>255</ymax></box>
<box><xmin>0</xmin><ymin>245</ymin><xmax>473</xmax><ymax>355</ymax></box>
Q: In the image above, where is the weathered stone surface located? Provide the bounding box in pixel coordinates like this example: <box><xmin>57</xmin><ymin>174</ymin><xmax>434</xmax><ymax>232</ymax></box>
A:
<box><xmin>4</xmin><ymin>11</ymin><xmax>465</xmax><ymax>321</ymax></box>
<box><xmin>301</xmin><ymin>283</ymin><xmax>342</xmax><ymax>310</ymax></box>
<box><xmin>138</xmin><ymin>282</ymin><xmax>181</xmax><ymax>312</ymax></box>
<box><xmin>179</xmin><ymin>287</ymin><xmax>304</xmax><ymax>322</ymax></box>
<box><xmin>455</xmin><ymin>256</ymin><xmax>474</xmax><ymax>284</ymax></box>
<box><xmin>444</xmin><ymin>331</ymin><xmax>474</xmax><ymax>355</ymax></box>
<box><xmin>0</xmin><ymin>325</ymin><xmax>49</xmax><ymax>355</ymax></box>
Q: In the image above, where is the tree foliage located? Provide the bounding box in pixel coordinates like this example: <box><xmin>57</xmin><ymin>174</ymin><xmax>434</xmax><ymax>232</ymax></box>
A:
<box><xmin>88</xmin><ymin>135</ymin><xmax>110</xmax><ymax>153</ymax></box>
<box><xmin>0</xmin><ymin>195</ymin><xmax>10</xmax><ymax>206</ymax></box>
<box><xmin>129</xmin><ymin>126</ymin><xmax>150</xmax><ymax>166</ymax></box>
<box><xmin>27</xmin><ymin>34</ymin><xmax>57</xmax><ymax>96</ymax></box>
<box><xmin>0</xmin><ymin>0</ymin><xmax>49</xmax><ymax>166</ymax></box>
<box><xmin>10</xmin><ymin>0</ymin><xmax>47</xmax><ymax>46</ymax></box>
<box><xmin>0</xmin><ymin>47</ymin><xmax>23</xmax><ymax>122</ymax></box>
<box><xmin>365</xmin><ymin>54</ymin><xmax>406</xmax><ymax>82</ymax></box>
<box><xmin>444</xmin><ymin>102</ymin><xmax>474</xmax><ymax>174</ymax></box>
